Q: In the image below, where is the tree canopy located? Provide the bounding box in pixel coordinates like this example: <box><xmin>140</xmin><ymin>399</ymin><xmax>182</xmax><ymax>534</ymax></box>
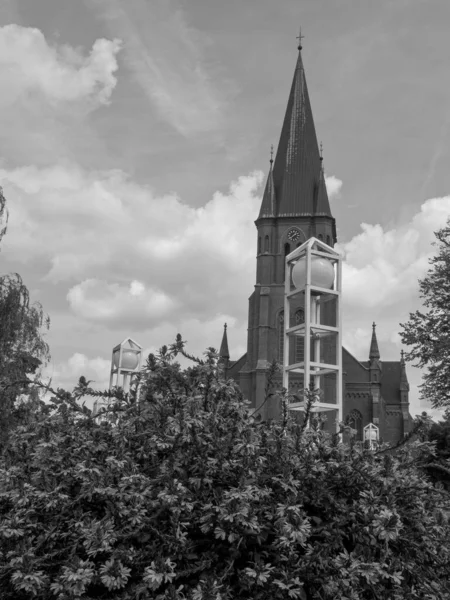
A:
<box><xmin>0</xmin><ymin>187</ymin><xmax>51</xmax><ymax>448</ymax></box>
<box><xmin>0</xmin><ymin>337</ymin><xmax>449</xmax><ymax>600</ymax></box>
<box><xmin>400</xmin><ymin>218</ymin><xmax>450</xmax><ymax>409</ymax></box>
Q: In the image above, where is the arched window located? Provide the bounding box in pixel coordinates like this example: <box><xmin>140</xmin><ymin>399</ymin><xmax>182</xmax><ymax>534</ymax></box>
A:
<box><xmin>326</xmin><ymin>235</ymin><xmax>331</xmax><ymax>246</ymax></box>
<box><xmin>318</xmin><ymin>233</ymin><xmax>323</xmax><ymax>241</ymax></box>
<box><xmin>346</xmin><ymin>409</ymin><xmax>363</xmax><ymax>441</ymax></box>
<box><xmin>278</xmin><ymin>311</ymin><xmax>284</xmax><ymax>364</ymax></box>
<box><xmin>258</xmin><ymin>236</ymin><xmax>262</xmax><ymax>255</ymax></box>
<box><xmin>264</xmin><ymin>235</ymin><xmax>270</xmax><ymax>253</ymax></box>
<box><xmin>295</xmin><ymin>309</ymin><xmax>304</xmax><ymax>364</ymax></box>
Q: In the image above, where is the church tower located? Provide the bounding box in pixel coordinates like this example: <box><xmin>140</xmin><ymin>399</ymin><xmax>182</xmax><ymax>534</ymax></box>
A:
<box><xmin>225</xmin><ymin>32</ymin><xmax>412</xmax><ymax>443</ymax></box>
<box><xmin>239</xmin><ymin>38</ymin><xmax>337</xmax><ymax>419</ymax></box>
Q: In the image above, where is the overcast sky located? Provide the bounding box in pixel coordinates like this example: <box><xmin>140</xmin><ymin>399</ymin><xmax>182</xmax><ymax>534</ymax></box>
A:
<box><xmin>1</xmin><ymin>0</ymin><xmax>449</xmax><ymax>419</ymax></box>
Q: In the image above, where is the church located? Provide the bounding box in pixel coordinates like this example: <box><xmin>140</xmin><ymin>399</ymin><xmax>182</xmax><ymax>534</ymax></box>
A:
<box><xmin>219</xmin><ymin>38</ymin><xmax>413</xmax><ymax>445</ymax></box>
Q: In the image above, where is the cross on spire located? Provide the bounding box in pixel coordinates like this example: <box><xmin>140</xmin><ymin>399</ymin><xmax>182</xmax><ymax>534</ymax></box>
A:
<box><xmin>296</xmin><ymin>27</ymin><xmax>304</xmax><ymax>50</ymax></box>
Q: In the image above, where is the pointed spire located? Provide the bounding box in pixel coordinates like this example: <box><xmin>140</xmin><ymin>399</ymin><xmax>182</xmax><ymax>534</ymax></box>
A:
<box><xmin>269</xmin><ymin>41</ymin><xmax>333</xmax><ymax>219</ymax></box>
<box><xmin>400</xmin><ymin>349</ymin><xmax>409</xmax><ymax>391</ymax></box>
<box><xmin>314</xmin><ymin>142</ymin><xmax>330</xmax><ymax>216</ymax></box>
<box><xmin>257</xmin><ymin>145</ymin><xmax>276</xmax><ymax>219</ymax></box>
<box><xmin>219</xmin><ymin>323</ymin><xmax>230</xmax><ymax>361</ymax></box>
<box><xmin>369</xmin><ymin>322</ymin><xmax>381</xmax><ymax>361</ymax></box>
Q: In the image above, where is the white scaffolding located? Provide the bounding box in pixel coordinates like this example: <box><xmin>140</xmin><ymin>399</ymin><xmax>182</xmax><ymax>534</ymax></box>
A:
<box><xmin>283</xmin><ymin>237</ymin><xmax>343</xmax><ymax>431</ymax></box>
<box><xmin>109</xmin><ymin>337</ymin><xmax>143</xmax><ymax>393</ymax></box>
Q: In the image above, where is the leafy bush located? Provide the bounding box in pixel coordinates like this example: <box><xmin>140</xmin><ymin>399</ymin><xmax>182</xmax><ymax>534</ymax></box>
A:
<box><xmin>0</xmin><ymin>337</ymin><xmax>449</xmax><ymax>599</ymax></box>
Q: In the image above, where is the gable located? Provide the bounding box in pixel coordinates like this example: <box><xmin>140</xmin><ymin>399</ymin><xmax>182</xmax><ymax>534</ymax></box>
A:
<box><xmin>228</xmin><ymin>353</ymin><xmax>247</xmax><ymax>381</ymax></box>
<box><xmin>342</xmin><ymin>347</ymin><xmax>369</xmax><ymax>383</ymax></box>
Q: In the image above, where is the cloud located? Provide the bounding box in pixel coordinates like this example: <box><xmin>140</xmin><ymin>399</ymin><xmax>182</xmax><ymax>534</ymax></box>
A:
<box><xmin>0</xmin><ymin>24</ymin><xmax>122</xmax><ymax>166</ymax></box>
<box><xmin>0</xmin><ymin>163</ymin><xmax>263</xmax><ymax>328</ymax></box>
<box><xmin>67</xmin><ymin>279</ymin><xmax>177</xmax><ymax>325</ymax></box>
<box><xmin>85</xmin><ymin>0</ymin><xmax>227</xmax><ymax>135</ymax></box>
<box><xmin>338</xmin><ymin>195</ymin><xmax>450</xmax><ymax>312</ymax></box>
<box><xmin>41</xmin><ymin>352</ymin><xmax>112</xmax><ymax>406</ymax></box>
<box><xmin>325</xmin><ymin>175</ymin><xmax>343</xmax><ymax>200</ymax></box>
<box><xmin>0</xmin><ymin>24</ymin><xmax>121</xmax><ymax>108</ymax></box>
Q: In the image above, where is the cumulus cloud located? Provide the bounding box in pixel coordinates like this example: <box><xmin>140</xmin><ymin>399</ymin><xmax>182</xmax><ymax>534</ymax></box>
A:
<box><xmin>0</xmin><ymin>163</ymin><xmax>263</xmax><ymax>328</ymax></box>
<box><xmin>40</xmin><ymin>352</ymin><xmax>112</xmax><ymax>407</ymax></box>
<box><xmin>67</xmin><ymin>279</ymin><xmax>178</xmax><ymax>325</ymax></box>
<box><xmin>86</xmin><ymin>0</ymin><xmax>226</xmax><ymax>135</ymax></box>
<box><xmin>338</xmin><ymin>195</ymin><xmax>450</xmax><ymax>312</ymax></box>
<box><xmin>0</xmin><ymin>24</ymin><xmax>121</xmax><ymax>108</ymax></box>
<box><xmin>325</xmin><ymin>175</ymin><xmax>343</xmax><ymax>200</ymax></box>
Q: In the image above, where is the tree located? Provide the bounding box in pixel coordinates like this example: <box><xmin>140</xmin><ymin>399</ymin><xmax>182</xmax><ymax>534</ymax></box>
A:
<box><xmin>429</xmin><ymin>409</ymin><xmax>450</xmax><ymax>460</ymax></box>
<box><xmin>0</xmin><ymin>336</ymin><xmax>449</xmax><ymax>600</ymax></box>
<box><xmin>0</xmin><ymin>187</ymin><xmax>51</xmax><ymax>448</ymax></box>
<box><xmin>400</xmin><ymin>218</ymin><xmax>450</xmax><ymax>409</ymax></box>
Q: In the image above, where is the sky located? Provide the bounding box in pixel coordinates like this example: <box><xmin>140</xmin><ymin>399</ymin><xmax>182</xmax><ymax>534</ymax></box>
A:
<box><xmin>1</xmin><ymin>0</ymin><xmax>450</xmax><ymax>420</ymax></box>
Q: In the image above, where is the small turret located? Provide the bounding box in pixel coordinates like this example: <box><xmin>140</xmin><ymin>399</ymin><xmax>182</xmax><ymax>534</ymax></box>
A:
<box><xmin>400</xmin><ymin>349</ymin><xmax>410</xmax><ymax>401</ymax></box>
<box><xmin>219</xmin><ymin>323</ymin><xmax>230</xmax><ymax>378</ymax></box>
<box><xmin>369</xmin><ymin>322</ymin><xmax>382</xmax><ymax>383</ymax></box>
<box><xmin>257</xmin><ymin>145</ymin><xmax>276</xmax><ymax>220</ymax></box>
<box><xmin>369</xmin><ymin>322</ymin><xmax>381</xmax><ymax>361</ymax></box>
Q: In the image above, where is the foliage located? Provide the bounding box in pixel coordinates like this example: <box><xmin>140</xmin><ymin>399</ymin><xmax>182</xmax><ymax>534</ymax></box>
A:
<box><xmin>400</xmin><ymin>218</ymin><xmax>450</xmax><ymax>409</ymax></box>
<box><xmin>429</xmin><ymin>409</ymin><xmax>450</xmax><ymax>458</ymax></box>
<box><xmin>0</xmin><ymin>186</ymin><xmax>8</xmax><ymax>248</ymax></box>
<box><xmin>421</xmin><ymin>410</ymin><xmax>450</xmax><ymax>490</ymax></box>
<box><xmin>0</xmin><ymin>188</ymin><xmax>51</xmax><ymax>449</ymax></box>
<box><xmin>0</xmin><ymin>337</ymin><xmax>449</xmax><ymax>600</ymax></box>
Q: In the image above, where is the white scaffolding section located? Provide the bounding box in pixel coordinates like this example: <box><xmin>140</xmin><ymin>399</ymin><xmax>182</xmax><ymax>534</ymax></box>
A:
<box><xmin>283</xmin><ymin>237</ymin><xmax>343</xmax><ymax>431</ymax></box>
<box><xmin>109</xmin><ymin>337</ymin><xmax>143</xmax><ymax>393</ymax></box>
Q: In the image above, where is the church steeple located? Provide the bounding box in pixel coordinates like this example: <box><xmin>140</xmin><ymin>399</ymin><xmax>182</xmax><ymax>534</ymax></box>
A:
<box><xmin>241</xmin><ymin>30</ymin><xmax>338</xmax><ymax>418</ymax></box>
<box><xmin>266</xmin><ymin>39</ymin><xmax>333</xmax><ymax>220</ymax></box>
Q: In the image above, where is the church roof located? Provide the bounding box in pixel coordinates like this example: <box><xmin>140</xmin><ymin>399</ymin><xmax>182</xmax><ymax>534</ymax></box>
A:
<box><xmin>268</xmin><ymin>47</ymin><xmax>332</xmax><ymax>219</ymax></box>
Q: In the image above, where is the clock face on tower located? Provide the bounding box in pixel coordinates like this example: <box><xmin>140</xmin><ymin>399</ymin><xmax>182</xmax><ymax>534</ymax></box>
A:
<box><xmin>287</xmin><ymin>228</ymin><xmax>301</xmax><ymax>243</ymax></box>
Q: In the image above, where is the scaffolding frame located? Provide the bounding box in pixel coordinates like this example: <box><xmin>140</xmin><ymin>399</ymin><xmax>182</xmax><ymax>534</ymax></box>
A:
<box><xmin>283</xmin><ymin>237</ymin><xmax>343</xmax><ymax>431</ymax></box>
<box><xmin>109</xmin><ymin>337</ymin><xmax>142</xmax><ymax>393</ymax></box>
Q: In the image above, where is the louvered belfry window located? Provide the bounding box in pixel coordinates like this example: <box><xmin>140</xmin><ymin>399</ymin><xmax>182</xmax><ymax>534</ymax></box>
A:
<box><xmin>278</xmin><ymin>311</ymin><xmax>284</xmax><ymax>364</ymax></box>
<box><xmin>295</xmin><ymin>309</ymin><xmax>305</xmax><ymax>364</ymax></box>
<box><xmin>279</xmin><ymin>309</ymin><xmax>305</xmax><ymax>366</ymax></box>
